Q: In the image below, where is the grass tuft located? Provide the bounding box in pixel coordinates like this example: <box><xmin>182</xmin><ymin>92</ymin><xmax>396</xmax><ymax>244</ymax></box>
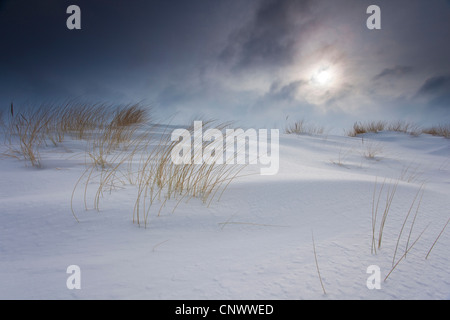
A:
<box><xmin>2</xmin><ymin>102</ymin><xmax>149</xmax><ymax>167</ymax></box>
<box><xmin>71</xmin><ymin>119</ymin><xmax>245</xmax><ymax>227</ymax></box>
<box><xmin>312</xmin><ymin>231</ymin><xmax>327</xmax><ymax>295</ymax></box>
<box><xmin>285</xmin><ymin>119</ymin><xmax>326</xmax><ymax>136</ymax></box>
<box><xmin>422</xmin><ymin>124</ymin><xmax>450</xmax><ymax>138</ymax></box>
<box><xmin>348</xmin><ymin>121</ymin><xmax>450</xmax><ymax>139</ymax></box>
<box><xmin>347</xmin><ymin>121</ymin><xmax>387</xmax><ymax>137</ymax></box>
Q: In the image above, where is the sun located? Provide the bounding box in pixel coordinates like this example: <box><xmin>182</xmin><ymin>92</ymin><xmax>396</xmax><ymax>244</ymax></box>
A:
<box><xmin>313</xmin><ymin>68</ymin><xmax>333</xmax><ymax>86</ymax></box>
<box><xmin>294</xmin><ymin>62</ymin><xmax>342</xmax><ymax>106</ymax></box>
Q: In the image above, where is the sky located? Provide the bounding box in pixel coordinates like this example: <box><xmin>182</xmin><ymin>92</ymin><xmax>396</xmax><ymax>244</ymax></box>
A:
<box><xmin>1</xmin><ymin>0</ymin><xmax>449</xmax><ymax>130</ymax></box>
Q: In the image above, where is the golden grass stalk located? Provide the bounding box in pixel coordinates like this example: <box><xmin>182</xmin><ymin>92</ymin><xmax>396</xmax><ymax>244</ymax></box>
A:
<box><xmin>348</xmin><ymin>121</ymin><xmax>387</xmax><ymax>137</ymax></box>
<box><xmin>377</xmin><ymin>178</ymin><xmax>399</xmax><ymax>250</ymax></box>
<box><xmin>371</xmin><ymin>174</ymin><xmax>423</xmax><ymax>253</ymax></box>
<box><xmin>371</xmin><ymin>177</ymin><xmax>385</xmax><ymax>254</ymax></box>
<box><xmin>285</xmin><ymin>119</ymin><xmax>325</xmax><ymax>135</ymax></box>
<box><xmin>348</xmin><ymin>120</ymin><xmax>422</xmax><ymax>137</ymax></box>
<box><xmin>73</xmin><ymin>126</ymin><xmax>152</xmax><ymax>216</ymax></box>
<box><xmin>391</xmin><ymin>184</ymin><xmax>425</xmax><ymax>266</ymax></box>
<box><xmin>362</xmin><ymin>141</ymin><xmax>383</xmax><ymax>160</ymax></box>
<box><xmin>384</xmin><ymin>223</ymin><xmax>430</xmax><ymax>282</ymax></box>
<box><xmin>422</xmin><ymin>124</ymin><xmax>450</xmax><ymax>138</ymax></box>
<box><xmin>312</xmin><ymin>231</ymin><xmax>327</xmax><ymax>295</ymax></box>
<box><xmin>425</xmin><ymin>217</ymin><xmax>450</xmax><ymax>260</ymax></box>
<box><xmin>387</xmin><ymin>121</ymin><xmax>422</xmax><ymax>136</ymax></box>
<box><xmin>2</xmin><ymin>102</ymin><xmax>148</xmax><ymax>168</ymax></box>
<box><xmin>71</xmin><ymin>118</ymin><xmax>243</xmax><ymax>227</ymax></box>
<box><xmin>132</xmin><ymin>120</ymin><xmax>245</xmax><ymax>228</ymax></box>
<box><xmin>9</xmin><ymin>108</ymin><xmax>53</xmax><ymax>167</ymax></box>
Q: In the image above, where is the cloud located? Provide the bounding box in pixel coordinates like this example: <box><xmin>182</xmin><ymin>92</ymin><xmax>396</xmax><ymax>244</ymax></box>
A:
<box><xmin>1</xmin><ymin>0</ymin><xmax>450</xmax><ymax>128</ymax></box>
<box><xmin>266</xmin><ymin>79</ymin><xmax>306</xmax><ymax>102</ymax></box>
<box><xmin>219</xmin><ymin>0</ymin><xmax>315</xmax><ymax>71</ymax></box>
<box><xmin>373</xmin><ymin>66</ymin><xmax>413</xmax><ymax>80</ymax></box>
<box><xmin>416</xmin><ymin>74</ymin><xmax>450</xmax><ymax>108</ymax></box>
<box><xmin>418</xmin><ymin>75</ymin><xmax>450</xmax><ymax>94</ymax></box>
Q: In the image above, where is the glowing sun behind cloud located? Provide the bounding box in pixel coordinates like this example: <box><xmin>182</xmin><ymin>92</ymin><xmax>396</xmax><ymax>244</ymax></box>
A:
<box><xmin>287</xmin><ymin>62</ymin><xmax>344</xmax><ymax>108</ymax></box>
<box><xmin>312</xmin><ymin>67</ymin><xmax>334</xmax><ymax>86</ymax></box>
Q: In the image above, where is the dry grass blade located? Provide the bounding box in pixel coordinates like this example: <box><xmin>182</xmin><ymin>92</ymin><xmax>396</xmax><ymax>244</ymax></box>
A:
<box><xmin>404</xmin><ymin>187</ymin><xmax>425</xmax><ymax>258</ymax></box>
<box><xmin>152</xmin><ymin>239</ymin><xmax>169</xmax><ymax>252</ymax></box>
<box><xmin>285</xmin><ymin>119</ymin><xmax>325</xmax><ymax>136</ymax></box>
<box><xmin>8</xmin><ymin>108</ymin><xmax>52</xmax><ymax>167</ymax></box>
<box><xmin>371</xmin><ymin>177</ymin><xmax>384</xmax><ymax>254</ymax></box>
<box><xmin>377</xmin><ymin>178</ymin><xmax>399</xmax><ymax>250</ymax></box>
<box><xmin>384</xmin><ymin>223</ymin><xmax>430</xmax><ymax>282</ymax></box>
<box><xmin>348</xmin><ymin>121</ymin><xmax>386</xmax><ymax>137</ymax></box>
<box><xmin>425</xmin><ymin>217</ymin><xmax>450</xmax><ymax>260</ymax></box>
<box><xmin>387</xmin><ymin>121</ymin><xmax>422</xmax><ymax>136</ymax></box>
<box><xmin>111</xmin><ymin>104</ymin><xmax>148</xmax><ymax>127</ymax></box>
<box><xmin>362</xmin><ymin>141</ymin><xmax>383</xmax><ymax>160</ymax></box>
<box><xmin>348</xmin><ymin>120</ymin><xmax>422</xmax><ymax>137</ymax></box>
<box><xmin>2</xmin><ymin>102</ymin><xmax>149</xmax><ymax>168</ymax></box>
<box><xmin>131</xmin><ymin>120</ymin><xmax>245</xmax><ymax>228</ymax></box>
<box><xmin>422</xmin><ymin>124</ymin><xmax>450</xmax><ymax>138</ymax></box>
<box><xmin>391</xmin><ymin>184</ymin><xmax>425</xmax><ymax>266</ymax></box>
<box><xmin>312</xmin><ymin>231</ymin><xmax>327</xmax><ymax>295</ymax></box>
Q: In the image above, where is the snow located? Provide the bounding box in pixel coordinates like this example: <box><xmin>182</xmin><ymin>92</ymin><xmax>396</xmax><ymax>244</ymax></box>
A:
<box><xmin>0</xmin><ymin>128</ymin><xmax>449</xmax><ymax>300</ymax></box>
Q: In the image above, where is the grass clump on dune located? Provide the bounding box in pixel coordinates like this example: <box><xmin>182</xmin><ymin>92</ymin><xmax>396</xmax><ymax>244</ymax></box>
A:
<box><xmin>1</xmin><ymin>102</ymin><xmax>242</xmax><ymax>226</ymax></box>
<box><xmin>422</xmin><ymin>124</ymin><xmax>450</xmax><ymax>138</ymax></box>
<box><xmin>347</xmin><ymin>120</ymin><xmax>449</xmax><ymax>138</ymax></box>
<box><xmin>133</xmin><ymin>120</ymin><xmax>245</xmax><ymax>227</ymax></box>
<box><xmin>347</xmin><ymin>121</ymin><xmax>387</xmax><ymax>137</ymax></box>
<box><xmin>285</xmin><ymin>119</ymin><xmax>326</xmax><ymax>136</ymax></box>
<box><xmin>72</xmin><ymin>119</ymin><xmax>245</xmax><ymax>228</ymax></box>
<box><xmin>1</xmin><ymin>102</ymin><xmax>149</xmax><ymax>167</ymax></box>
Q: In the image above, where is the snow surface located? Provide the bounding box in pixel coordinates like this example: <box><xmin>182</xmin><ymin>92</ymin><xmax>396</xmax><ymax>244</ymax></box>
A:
<box><xmin>0</xmin><ymin>128</ymin><xmax>449</xmax><ymax>300</ymax></box>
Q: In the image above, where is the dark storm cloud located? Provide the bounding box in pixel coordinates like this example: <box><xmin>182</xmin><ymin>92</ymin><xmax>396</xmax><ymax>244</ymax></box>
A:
<box><xmin>416</xmin><ymin>75</ymin><xmax>450</xmax><ymax>108</ymax></box>
<box><xmin>0</xmin><ymin>0</ymin><xmax>144</xmax><ymax>103</ymax></box>
<box><xmin>219</xmin><ymin>0</ymin><xmax>315</xmax><ymax>70</ymax></box>
<box><xmin>373</xmin><ymin>66</ymin><xmax>413</xmax><ymax>80</ymax></box>
<box><xmin>0</xmin><ymin>0</ymin><xmax>240</xmax><ymax>105</ymax></box>
<box><xmin>266</xmin><ymin>79</ymin><xmax>306</xmax><ymax>101</ymax></box>
<box><xmin>418</xmin><ymin>75</ymin><xmax>450</xmax><ymax>95</ymax></box>
<box><xmin>1</xmin><ymin>0</ymin><xmax>450</xmax><ymax>128</ymax></box>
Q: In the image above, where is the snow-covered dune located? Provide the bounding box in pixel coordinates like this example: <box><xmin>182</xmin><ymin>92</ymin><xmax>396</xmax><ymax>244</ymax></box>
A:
<box><xmin>0</xmin><ymin>130</ymin><xmax>449</xmax><ymax>299</ymax></box>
